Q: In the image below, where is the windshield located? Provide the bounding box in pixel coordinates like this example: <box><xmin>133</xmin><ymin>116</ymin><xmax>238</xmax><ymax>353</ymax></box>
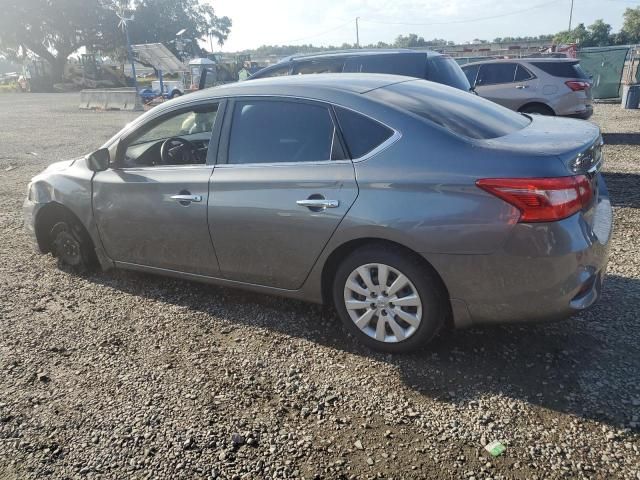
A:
<box><xmin>367</xmin><ymin>79</ymin><xmax>530</xmax><ymax>140</ymax></box>
<box><xmin>427</xmin><ymin>56</ymin><xmax>471</xmax><ymax>91</ymax></box>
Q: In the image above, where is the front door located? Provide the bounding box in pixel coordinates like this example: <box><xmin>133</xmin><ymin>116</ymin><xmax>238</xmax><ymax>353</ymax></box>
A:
<box><xmin>93</xmin><ymin>101</ymin><xmax>223</xmax><ymax>276</ymax></box>
<box><xmin>208</xmin><ymin>98</ymin><xmax>358</xmax><ymax>290</ymax></box>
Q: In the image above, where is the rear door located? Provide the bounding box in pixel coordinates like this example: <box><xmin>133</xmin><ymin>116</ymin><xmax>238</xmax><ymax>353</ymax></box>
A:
<box><xmin>207</xmin><ymin>97</ymin><xmax>358</xmax><ymax>289</ymax></box>
<box><xmin>475</xmin><ymin>63</ymin><xmax>536</xmax><ymax>110</ymax></box>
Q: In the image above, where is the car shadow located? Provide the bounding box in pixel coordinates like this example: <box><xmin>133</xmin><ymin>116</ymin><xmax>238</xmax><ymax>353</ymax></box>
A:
<box><xmin>603</xmin><ymin>132</ymin><xmax>640</xmax><ymax>146</ymax></box>
<box><xmin>89</xmin><ymin>269</ymin><xmax>639</xmax><ymax>431</ymax></box>
<box><xmin>602</xmin><ymin>172</ymin><xmax>640</xmax><ymax>208</ymax></box>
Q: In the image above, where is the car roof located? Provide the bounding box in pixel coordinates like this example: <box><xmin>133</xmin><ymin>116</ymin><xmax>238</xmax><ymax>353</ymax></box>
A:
<box><xmin>184</xmin><ymin>73</ymin><xmax>415</xmax><ymax>101</ymax></box>
<box><xmin>276</xmin><ymin>48</ymin><xmax>439</xmax><ymax>64</ymax></box>
<box><xmin>463</xmin><ymin>57</ymin><xmax>579</xmax><ymax>67</ymax></box>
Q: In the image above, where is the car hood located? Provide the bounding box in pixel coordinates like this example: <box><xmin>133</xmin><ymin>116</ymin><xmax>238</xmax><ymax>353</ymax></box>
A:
<box><xmin>481</xmin><ymin>115</ymin><xmax>601</xmax><ymax>172</ymax></box>
<box><xmin>43</xmin><ymin>158</ymin><xmax>80</xmax><ymax>172</ymax></box>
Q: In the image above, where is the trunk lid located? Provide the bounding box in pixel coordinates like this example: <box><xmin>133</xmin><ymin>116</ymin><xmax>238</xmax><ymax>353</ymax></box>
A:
<box><xmin>482</xmin><ymin>115</ymin><xmax>604</xmax><ymax>225</ymax></box>
<box><xmin>483</xmin><ymin>115</ymin><xmax>602</xmax><ymax>173</ymax></box>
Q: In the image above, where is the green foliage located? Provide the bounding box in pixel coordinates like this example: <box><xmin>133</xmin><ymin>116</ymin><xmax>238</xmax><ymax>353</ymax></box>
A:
<box><xmin>622</xmin><ymin>7</ymin><xmax>640</xmax><ymax>43</ymax></box>
<box><xmin>0</xmin><ymin>0</ymin><xmax>121</xmax><ymax>79</ymax></box>
<box><xmin>394</xmin><ymin>34</ymin><xmax>453</xmax><ymax>48</ymax></box>
<box><xmin>552</xmin><ymin>19</ymin><xmax>630</xmax><ymax>47</ymax></box>
<box><xmin>588</xmin><ymin>19</ymin><xmax>612</xmax><ymax>46</ymax></box>
<box><xmin>128</xmin><ymin>0</ymin><xmax>231</xmax><ymax>58</ymax></box>
<box><xmin>0</xmin><ymin>0</ymin><xmax>230</xmax><ymax>81</ymax></box>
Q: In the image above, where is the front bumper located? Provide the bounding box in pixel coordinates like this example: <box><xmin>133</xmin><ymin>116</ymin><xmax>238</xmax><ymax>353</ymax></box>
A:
<box><xmin>23</xmin><ymin>198</ymin><xmax>43</xmax><ymax>251</ymax></box>
<box><xmin>428</xmin><ymin>180</ymin><xmax>613</xmax><ymax>328</ymax></box>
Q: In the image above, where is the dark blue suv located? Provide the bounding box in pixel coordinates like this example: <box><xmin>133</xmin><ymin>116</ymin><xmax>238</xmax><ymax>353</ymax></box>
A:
<box><xmin>248</xmin><ymin>49</ymin><xmax>471</xmax><ymax>92</ymax></box>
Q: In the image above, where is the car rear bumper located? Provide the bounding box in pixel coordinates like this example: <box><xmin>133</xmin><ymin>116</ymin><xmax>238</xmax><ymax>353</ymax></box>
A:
<box><xmin>566</xmin><ymin>104</ymin><xmax>594</xmax><ymax>120</ymax></box>
<box><xmin>426</xmin><ymin>184</ymin><xmax>613</xmax><ymax>328</ymax></box>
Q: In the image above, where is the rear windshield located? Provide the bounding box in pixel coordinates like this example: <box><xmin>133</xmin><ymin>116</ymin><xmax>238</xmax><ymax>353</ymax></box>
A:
<box><xmin>367</xmin><ymin>80</ymin><xmax>531</xmax><ymax>140</ymax></box>
<box><xmin>427</xmin><ymin>56</ymin><xmax>471</xmax><ymax>91</ymax></box>
<box><xmin>530</xmin><ymin>61</ymin><xmax>589</xmax><ymax>79</ymax></box>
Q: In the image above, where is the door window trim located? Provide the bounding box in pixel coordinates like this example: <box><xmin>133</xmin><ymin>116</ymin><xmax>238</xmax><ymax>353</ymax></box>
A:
<box><xmin>114</xmin><ymin>99</ymin><xmax>226</xmax><ymax>169</ymax></box>
<box><xmin>218</xmin><ymin>96</ymin><xmax>350</xmax><ymax>167</ymax></box>
<box><xmin>515</xmin><ymin>63</ymin><xmax>537</xmax><ymax>82</ymax></box>
<box><xmin>215</xmin><ymin>95</ymin><xmax>401</xmax><ymax>167</ymax></box>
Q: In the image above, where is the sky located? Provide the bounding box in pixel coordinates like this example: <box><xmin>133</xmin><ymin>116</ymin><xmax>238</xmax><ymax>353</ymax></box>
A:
<box><xmin>208</xmin><ymin>0</ymin><xmax>639</xmax><ymax>51</ymax></box>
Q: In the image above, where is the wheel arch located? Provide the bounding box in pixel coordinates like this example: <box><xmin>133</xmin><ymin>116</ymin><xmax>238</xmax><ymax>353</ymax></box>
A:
<box><xmin>34</xmin><ymin>202</ymin><xmax>94</xmax><ymax>254</ymax></box>
<box><xmin>320</xmin><ymin>237</ymin><xmax>453</xmax><ymax>324</ymax></box>
<box><xmin>518</xmin><ymin>101</ymin><xmax>556</xmax><ymax>115</ymax></box>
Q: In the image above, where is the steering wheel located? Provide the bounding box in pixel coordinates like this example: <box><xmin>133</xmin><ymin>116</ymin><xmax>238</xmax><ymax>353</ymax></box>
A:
<box><xmin>160</xmin><ymin>137</ymin><xmax>197</xmax><ymax>165</ymax></box>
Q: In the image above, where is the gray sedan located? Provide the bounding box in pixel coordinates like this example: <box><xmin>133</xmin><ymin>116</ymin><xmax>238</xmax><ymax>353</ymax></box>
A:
<box><xmin>24</xmin><ymin>74</ymin><xmax>612</xmax><ymax>352</ymax></box>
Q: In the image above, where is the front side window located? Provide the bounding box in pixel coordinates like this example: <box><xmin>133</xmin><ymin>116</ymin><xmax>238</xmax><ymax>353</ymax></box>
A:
<box><xmin>121</xmin><ymin>104</ymin><xmax>218</xmax><ymax>167</ymax></box>
<box><xmin>228</xmin><ymin>100</ymin><xmax>339</xmax><ymax>164</ymax></box>
<box><xmin>476</xmin><ymin>63</ymin><xmax>517</xmax><ymax>86</ymax></box>
<box><xmin>251</xmin><ymin>64</ymin><xmax>291</xmax><ymax>79</ymax></box>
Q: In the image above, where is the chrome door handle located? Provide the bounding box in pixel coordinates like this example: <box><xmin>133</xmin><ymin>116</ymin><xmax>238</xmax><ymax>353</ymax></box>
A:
<box><xmin>515</xmin><ymin>85</ymin><xmax>528</xmax><ymax>89</ymax></box>
<box><xmin>296</xmin><ymin>199</ymin><xmax>339</xmax><ymax>209</ymax></box>
<box><xmin>170</xmin><ymin>194</ymin><xmax>202</xmax><ymax>203</ymax></box>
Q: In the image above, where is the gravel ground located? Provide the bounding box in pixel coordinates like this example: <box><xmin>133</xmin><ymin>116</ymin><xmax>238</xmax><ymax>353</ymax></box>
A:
<box><xmin>0</xmin><ymin>94</ymin><xmax>638</xmax><ymax>480</ymax></box>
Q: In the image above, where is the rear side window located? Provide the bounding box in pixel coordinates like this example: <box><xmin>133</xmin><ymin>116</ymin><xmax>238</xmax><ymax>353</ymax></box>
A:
<box><xmin>530</xmin><ymin>61</ymin><xmax>589</xmax><ymax>79</ymax></box>
<box><xmin>335</xmin><ymin>107</ymin><xmax>394</xmax><ymax>158</ymax></box>
<box><xmin>228</xmin><ymin>100</ymin><xmax>336</xmax><ymax>164</ymax></box>
<box><xmin>367</xmin><ymin>80</ymin><xmax>530</xmax><ymax>140</ymax></box>
<box><xmin>477</xmin><ymin>63</ymin><xmax>517</xmax><ymax>85</ymax></box>
<box><xmin>343</xmin><ymin>54</ymin><xmax>426</xmax><ymax>78</ymax></box>
<box><xmin>514</xmin><ymin>64</ymin><xmax>535</xmax><ymax>81</ymax></box>
<box><xmin>426</xmin><ymin>56</ymin><xmax>471</xmax><ymax>91</ymax></box>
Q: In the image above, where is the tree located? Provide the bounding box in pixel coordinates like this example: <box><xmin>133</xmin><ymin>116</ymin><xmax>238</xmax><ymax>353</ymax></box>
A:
<box><xmin>127</xmin><ymin>0</ymin><xmax>231</xmax><ymax>58</ymax></box>
<box><xmin>393</xmin><ymin>34</ymin><xmax>427</xmax><ymax>48</ymax></box>
<box><xmin>553</xmin><ymin>23</ymin><xmax>590</xmax><ymax>45</ymax></box>
<box><xmin>587</xmin><ymin>19</ymin><xmax>612</xmax><ymax>46</ymax></box>
<box><xmin>621</xmin><ymin>6</ymin><xmax>640</xmax><ymax>43</ymax></box>
<box><xmin>0</xmin><ymin>0</ymin><xmax>231</xmax><ymax>82</ymax></box>
<box><xmin>0</xmin><ymin>0</ymin><xmax>120</xmax><ymax>82</ymax></box>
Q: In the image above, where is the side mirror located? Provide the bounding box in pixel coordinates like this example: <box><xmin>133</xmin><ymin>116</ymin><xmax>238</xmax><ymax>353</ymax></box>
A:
<box><xmin>198</xmin><ymin>67</ymin><xmax>217</xmax><ymax>90</ymax></box>
<box><xmin>87</xmin><ymin>148</ymin><xmax>110</xmax><ymax>172</ymax></box>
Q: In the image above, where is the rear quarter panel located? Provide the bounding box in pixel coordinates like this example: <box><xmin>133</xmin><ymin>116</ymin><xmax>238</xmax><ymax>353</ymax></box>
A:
<box><xmin>333</xmin><ymin>116</ymin><xmax>572</xmax><ymax>256</ymax></box>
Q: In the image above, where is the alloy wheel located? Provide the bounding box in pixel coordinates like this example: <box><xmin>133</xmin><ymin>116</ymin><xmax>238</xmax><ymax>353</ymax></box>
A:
<box><xmin>343</xmin><ymin>263</ymin><xmax>422</xmax><ymax>343</ymax></box>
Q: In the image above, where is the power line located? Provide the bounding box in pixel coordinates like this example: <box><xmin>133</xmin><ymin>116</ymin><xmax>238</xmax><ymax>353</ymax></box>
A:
<box><xmin>272</xmin><ymin>20</ymin><xmax>353</xmax><ymax>45</ymax></box>
<box><xmin>359</xmin><ymin>0</ymin><xmax>558</xmax><ymax>27</ymax></box>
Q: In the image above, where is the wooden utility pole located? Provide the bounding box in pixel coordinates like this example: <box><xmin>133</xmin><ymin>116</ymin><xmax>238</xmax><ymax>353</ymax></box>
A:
<box><xmin>568</xmin><ymin>0</ymin><xmax>574</xmax><ymax>31</ymax></box>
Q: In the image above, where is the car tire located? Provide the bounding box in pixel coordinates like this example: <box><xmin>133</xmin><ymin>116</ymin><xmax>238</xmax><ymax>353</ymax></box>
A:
<box><xmin>49</xmin><ymin>217</ymin><xmax>95</xmax><ymax>272</ymax></box>
<box><xmin>332</xmin><ymin>245</ymin><xmax>446</xmax><ymax>353</ymax></box>
<box><xmin>169</xmin><ymin>91</ymin><xmax>182</xmax><ymax>99</ymax></box>
<box><xmin>520</xmin><ymin>104</ymin><xmax>555</xmax><ymax>116</ymax></box>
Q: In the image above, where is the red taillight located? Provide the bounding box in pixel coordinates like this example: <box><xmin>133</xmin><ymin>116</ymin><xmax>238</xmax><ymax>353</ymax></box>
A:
<box><xmin>565</xmin><ymin>80</ymin><xmax>590</xmax><ymax>91</ymax></box>
<box><xmin>476</xmin><ymin>176</ymin><xmax>592</xmax><ymax>223</ymax></box>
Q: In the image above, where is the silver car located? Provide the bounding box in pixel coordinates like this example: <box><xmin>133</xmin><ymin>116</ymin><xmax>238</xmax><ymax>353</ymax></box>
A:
<box><xmin>24</xmin><ymin>74</ymin><xmax>612</xmax><ymax>353</ymax></box>
<box><xmin>462</xmin><ymin>58</ymin><xmax>593</xmax><ymax>119</ymax></box>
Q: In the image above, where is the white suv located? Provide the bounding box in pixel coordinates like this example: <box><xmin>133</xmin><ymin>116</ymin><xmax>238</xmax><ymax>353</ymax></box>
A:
<box><xmin>462</xmin><ymin>58</ymin><xmax>593</xmax><ymax>119</ymax></box>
